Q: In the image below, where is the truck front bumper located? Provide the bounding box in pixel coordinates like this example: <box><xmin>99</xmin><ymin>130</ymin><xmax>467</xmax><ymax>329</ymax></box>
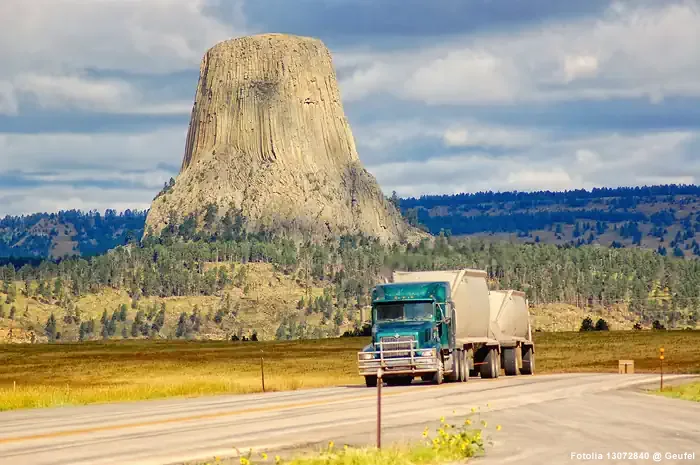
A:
<box><xmin>357</xmin><ymin>351</ymin><xmax>440</xmax><ymax>376</ymax></box>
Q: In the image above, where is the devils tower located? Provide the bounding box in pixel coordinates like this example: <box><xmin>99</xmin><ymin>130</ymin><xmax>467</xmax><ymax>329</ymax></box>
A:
<box><xmin>145</xmin><ymin>33</ymin><xmax>420</xmax><ymax>242</ymax></box>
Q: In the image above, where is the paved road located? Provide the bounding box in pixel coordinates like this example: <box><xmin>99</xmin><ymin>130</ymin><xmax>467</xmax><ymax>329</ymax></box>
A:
<box><xmin>0</xmin><ymin>373</ymin><xmax>698</xmax><ymax>465</ymax></box>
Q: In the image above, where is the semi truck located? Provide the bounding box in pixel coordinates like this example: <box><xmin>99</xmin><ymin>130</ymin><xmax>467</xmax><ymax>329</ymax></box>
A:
<box><xmin>357</xmin><ymin>269</ymin><xmax>535</xmax><ymax>387</ymax></box>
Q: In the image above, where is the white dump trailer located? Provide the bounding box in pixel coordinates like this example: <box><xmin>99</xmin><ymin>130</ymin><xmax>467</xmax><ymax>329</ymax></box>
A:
<box><xmin>488</xmin><ymin>290</ymin><xmax>535</xmax><ymax>375</ymax></box>
<box><xmin>387</xmin><ymin>269</ymin><xmax>535</xmax><ymax>381</ymax></box>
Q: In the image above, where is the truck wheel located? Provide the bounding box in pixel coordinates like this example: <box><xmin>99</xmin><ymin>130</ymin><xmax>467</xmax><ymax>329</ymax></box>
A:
<box><xmin>455</xmin><ymin>349</ymin><xmax>463</xmax><ymax>382</ymax></box>
<box><xmin>433</xmin><ymin>359</ymin><xmax>444</xmax><ymax>385</ymax></box>
<box><xmin>463</xmin><ymin>349</ymin><xmax>473</xmax><ymax>381</ymax></box>
<box><xmin>480</xmin><ymin>348</ymin><xmax>498</xmax><ymax>379</ymax></box>
<box><xmin>447</xmin><ymin>351</ymin><xmax>461</xmax><ymax>382</ymax></box>
<box><xmin>503</xmin><ymin>348</ymin><xmax>519</xmax><ymax>376</ymax></box>
<box><xmin>494</xmin><ymin>349</ymin><xmax>501</xmax><ymax>378</ymax></box>
<box><xmin>365</xmin><ymin>375</ymin><xmax>377</xmax><ymax>387</ymax></box>
<box><xmin>459</xmin><ymin>350</ymin><xmax>468</xmax><ymax>382</ymax></box>
<box><xmin>521</xmin><ymin>345</ymin><xmax>535</xmax><ymax>375</ymax></box>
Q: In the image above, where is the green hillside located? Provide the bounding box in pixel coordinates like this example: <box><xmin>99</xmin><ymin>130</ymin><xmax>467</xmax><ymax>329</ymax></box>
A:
<box><xmin>398</xmin><ymin>184</ymin><xmax>700</xmax><ymax>256</ymax></box>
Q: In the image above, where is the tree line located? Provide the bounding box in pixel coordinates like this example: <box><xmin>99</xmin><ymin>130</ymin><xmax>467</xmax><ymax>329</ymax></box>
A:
<box><xmin>1</xmin><ymin>204</ymin><xmax>699</xmax><ymax>332</ymax></box>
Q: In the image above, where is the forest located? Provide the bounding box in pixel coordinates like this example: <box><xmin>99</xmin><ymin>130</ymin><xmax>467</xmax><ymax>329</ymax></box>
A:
<box><xmin>1</xmin><ymin>203</ymin><xmax>699</xmax><ymax>343</ymax></box>
<box><xmin>4</xmin><ymin>184</ymin><xmax>700</xmax><ymax>259</ymax></box>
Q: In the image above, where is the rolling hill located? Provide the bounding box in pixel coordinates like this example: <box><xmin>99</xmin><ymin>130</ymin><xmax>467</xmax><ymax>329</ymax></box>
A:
<box><xmin>398</xmin><ymin>184</ymin><xmax>700</xmax><ymax>257</ymax></box>
<box><xmin>4</xmin><ymin>184</ymin><xmax>700</xmax><ymax>260</ymax></box>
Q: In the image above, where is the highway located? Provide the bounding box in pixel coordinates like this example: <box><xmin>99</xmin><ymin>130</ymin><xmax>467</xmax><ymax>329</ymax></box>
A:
<box><xmin>0</xmin><ymin>373</ymin><xmax>698</xmax><ymax>465</ymax></box>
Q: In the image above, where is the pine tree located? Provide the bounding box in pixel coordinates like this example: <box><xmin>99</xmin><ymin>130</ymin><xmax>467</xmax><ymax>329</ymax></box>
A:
<box><xmin>119</xmin><ymin>304</ymin><xmax>128</xmax><ymax>322</ymax></box>
<box><xmin>45</xmin><ymin>313</ymin><xmax>57</xmax><ymax>342</ymax></box>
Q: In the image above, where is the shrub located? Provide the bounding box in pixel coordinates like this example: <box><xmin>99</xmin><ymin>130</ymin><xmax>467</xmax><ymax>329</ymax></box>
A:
<box><xmin>579</xmin><ymin>317</ymin><xmax>595</xmax><ymax>332</ymax></box>
<box><xmin>595</xmin><ymin>318</ymin><xmax>610</xmax><ymax>331</ymax></box>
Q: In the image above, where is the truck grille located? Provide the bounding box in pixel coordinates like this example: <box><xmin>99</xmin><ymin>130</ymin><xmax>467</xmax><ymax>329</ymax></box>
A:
<box><xmin>380</xmin><ymin>336</ymin><xmax>415</xmax><ymax>358</ymax></box>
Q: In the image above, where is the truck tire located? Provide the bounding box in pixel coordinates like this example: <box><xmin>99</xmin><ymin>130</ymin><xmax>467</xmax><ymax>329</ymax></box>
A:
<box><xmin>464</xmin><ymin>349</ymin><xmax>474</xmax><ymax>381</ymax></box>
<box><xmin>494</xmin><ymin>349</ymin><xmax>501</xmax><ymax>378</ymax></box>
<box><xmin>521</xmin><ymin>345</ymin><xmax>535</xmax><ymax>375</ymax></box>
<box><xmin>433</xmin><ymin>358</ymin><xmax>444</xmax><ymax>385</ymax></box>
<box><xmin>503</xmin><ymin>347</ymin><xmax>519</xmax><ymax>376</ymax></box>
<box><xmin>459</xmin><ymin>350</ymin><xmax>468</xmax><ymax>382</ymax></box>
<box><xmin>447</xmin><ymin>351</ymin><xmax>461</xmax><ymax>382</ymax></box>
<box><xmin>480</xmin><ymin>348</ymin><xmax>498</xmax><ymax>379</ymax></box>
<box><xmin>365</xmin><ymin>375</ymin><xmax>377</xmax><ymax>387</ymax></box>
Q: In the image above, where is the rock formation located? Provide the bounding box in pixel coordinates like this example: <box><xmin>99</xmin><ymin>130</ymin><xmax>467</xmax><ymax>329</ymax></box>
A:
<box><xmin>145</xmin><ymin>33</ymin><xmax>422</xmax><ymax>243</ymax></box>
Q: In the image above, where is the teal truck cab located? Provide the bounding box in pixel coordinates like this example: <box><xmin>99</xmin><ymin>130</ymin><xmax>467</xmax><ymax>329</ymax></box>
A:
<box><xmin>357</xmin><ymin>269</ymin><xmax>535</xmax><ymax>387</ymax></box>
<box><xmin>357</xmin><ymin>281</ymin><xmax>452</xmax><ymax>387</ymax></box>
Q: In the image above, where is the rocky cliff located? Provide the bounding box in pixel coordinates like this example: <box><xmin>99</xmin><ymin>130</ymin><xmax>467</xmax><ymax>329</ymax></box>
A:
<box><xmin>145</xmin><ymin>33</ymin><xmax>422</xmax><ymax>243</ymax></box>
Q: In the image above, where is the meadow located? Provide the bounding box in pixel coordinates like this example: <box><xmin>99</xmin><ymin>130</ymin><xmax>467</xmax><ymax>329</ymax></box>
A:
<box><xmin>1</xmin><ymin>330</ymin><xmax>699</xmax><ymax>411</ymax></box>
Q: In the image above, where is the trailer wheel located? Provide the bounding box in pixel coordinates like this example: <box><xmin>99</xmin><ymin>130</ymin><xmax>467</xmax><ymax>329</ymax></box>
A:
<box><xmin>503</xmin><ymin>348</ymin><xmax>519</xmax><ymax>376</ymax></box>
<box><xmin>447</xmin><ymin>351</ymin><xmax>460</xmax><ymax>382</ymax></box>
<box><xmin>494</xmin><ymin>349</ymin><xmax>501</xmax><ymax>378</ymax></box>
<box><xmin>465</xmin><ymin>349</ymin><xmax>474</xmax><ymax>380</ymax></box>
<box><xmin>365</xmin><ymin>375</ymin><xmax>377</xmax><ymax>387</ymax></box>
<box><xmin>433</xmin><ymin>358</ymin><xmax>444</xmax><ymax>385</ymax></box>
<box><xmin>480</xmin><ymin>348</ymin><xmax>498</xmax><ymax>379</ymax></box>
<box><xmin>460</xmin><ymin>350</ymin><xmax>468</xmax><ymax>382</ymax></box>
<box><xmin>521</xmin><ymin>345</ymin><xmax>535</xmax><ymax>375</ymax></box>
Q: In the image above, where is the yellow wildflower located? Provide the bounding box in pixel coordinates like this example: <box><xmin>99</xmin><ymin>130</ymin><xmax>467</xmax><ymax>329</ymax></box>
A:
<box><xmin>239</xmin><ymin>458</ymin><xmax>250</xmax><ymax>465</ymax></box>
<box><xmin>471</xmin><ymin>407</ymin><xmax>477</xmax><ymax>413</ymax></box>
<box><xmin>440</xmin><ymin>416</ymin><xmax>445</xmax><ymax>423</ymax></box>
<box><xmin>275</xmin><ymin>456</ymin><xmax>282</xmax><ymax>464</ymax></box>
<box><xmin>465</xmin><ymin>419</ymin><xmax>472</xmax><ymax>425</ymax></box>
<box><xmin>481</xmin><ymin>420</ymin><xmax>487</xmax><ymax>427</ymax></box>
<box><xmin>496</xmin><ymin>425</ymin><xmax>502</xmax><ymax>431</ymax></box>
<box><xmin>261</xmin><ymin>452</ymin><xmax>268</xmax><ymax>460</ymax></box>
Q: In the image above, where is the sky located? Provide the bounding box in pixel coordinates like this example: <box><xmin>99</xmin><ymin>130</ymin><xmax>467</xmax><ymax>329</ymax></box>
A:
<box><xmin>1</xmin><ymin>0</ymin><xmax>700</xmax><ymax>215</ymax></box>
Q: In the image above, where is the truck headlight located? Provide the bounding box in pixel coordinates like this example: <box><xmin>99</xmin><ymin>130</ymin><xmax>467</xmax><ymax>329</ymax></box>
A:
<box><xmin>359</xmin><ymin>352</ymin><xmax>373</xmax><ymax>360</ymax></box>
<box><xmin>420</xmin><ymin>349</ymin><xmax>436</xmax><ymax>357</ymax></box>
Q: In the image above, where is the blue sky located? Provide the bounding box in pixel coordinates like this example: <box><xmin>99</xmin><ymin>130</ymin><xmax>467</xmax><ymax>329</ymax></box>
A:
<box><xmin>1</xmin><ymin>0</ymin><xmax>700</xmax><ymax>215</ymax></box>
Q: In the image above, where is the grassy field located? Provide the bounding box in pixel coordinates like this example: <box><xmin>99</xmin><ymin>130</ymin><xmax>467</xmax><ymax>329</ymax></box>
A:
<box><xmin>658</xmin><ymin>382</ymin><xmax>700</xmax><ymax>402</ymax></box>
<box><xmin>1</xmin><ymin>330</ymin><xmax>699</xmax><ymax>411</ymax></box>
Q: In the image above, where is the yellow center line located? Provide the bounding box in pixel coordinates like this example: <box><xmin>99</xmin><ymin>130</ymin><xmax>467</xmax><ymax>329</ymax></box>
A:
<box><xmin>0</xmin><ymin>383</ymin><xmax>452</xmax><ymax>445</ymax></box>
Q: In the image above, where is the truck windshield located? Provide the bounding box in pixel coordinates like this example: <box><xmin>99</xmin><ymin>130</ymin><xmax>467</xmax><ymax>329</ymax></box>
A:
<box><xmin>375</xmin><ymin>301</ymin><xmax>434</xmax><ymax>322</ymax></box>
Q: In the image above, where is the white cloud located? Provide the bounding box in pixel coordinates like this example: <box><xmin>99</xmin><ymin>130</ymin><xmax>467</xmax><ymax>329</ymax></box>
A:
<box><xmin>366</xmin><ymin>130</ymin><xmax>700</xmax><ymax>198</ymax></box>
<box><xmin>441</xmin><ymin>125</ymin><xmax>540</xmax><ymax>149</ymax></box>
<box><xmin>0</xmin><ymin>0</ymin><xmax>245</xmax><ymax>115</ymax></box>
<box><xmin>0</xmin><ymin>127</ymin><xmax>189</xmax><ymax>215</ymax></box>
<box><xmin>0</xmin><ymin>185</ymin><xmax>156</xmax><ymax>216</ymax></box>
<box><xmin>13</xmin><ymin>73</ymin><xmax>192</xmax><ymax>115</ymax></box>
<box><xmin>338</xmin><ymin>1</ymin><xmax>700</xmax><ymax>105</ymax></box>
<box><xmin>563</xmin><ymin>55</ymin><xmax>599</xmax><ymax>82</ymax></box>
<box><xmin>0</xmin><ymin>127</ymin><xmax>186</xmax><ymax>174</ymax></box>
<box><xmin>353</xmin><ymin>119</ymin><xmax>543</xmax><ymax>158</ymax></box>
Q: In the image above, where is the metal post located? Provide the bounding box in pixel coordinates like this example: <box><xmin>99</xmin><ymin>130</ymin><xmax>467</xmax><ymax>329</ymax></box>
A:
<box><xmin>261</xmin><ymin>350</ymin><xmax>266</xmax><ymax>393</ymax></box>
<box><xmin>377</xmin><ymin>368</ymin><xmax>383</xmax><ymax>449</ymax></box>
<box><xmin>659</xmin><ymin>347</ymin><xmax>664</xmax><ymax>392</ymax></box>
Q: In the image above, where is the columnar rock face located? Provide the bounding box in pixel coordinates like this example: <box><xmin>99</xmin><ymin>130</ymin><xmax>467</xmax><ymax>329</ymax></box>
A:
<box><xmin>145</xmin><ymin>33</ymin><xmax>420</xmax><ymax>242</ymax></box>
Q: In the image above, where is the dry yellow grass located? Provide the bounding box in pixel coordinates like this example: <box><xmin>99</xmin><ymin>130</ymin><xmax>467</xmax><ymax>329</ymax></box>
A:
<box><xmin>2</xmin><ymin>330</ymin><xmax>699</xmax><ymax>412</ymax></box>
<box><xmin>0</xmin><ymin>338</ymin><xmax>364</xmax><ymax>411</ymax></box>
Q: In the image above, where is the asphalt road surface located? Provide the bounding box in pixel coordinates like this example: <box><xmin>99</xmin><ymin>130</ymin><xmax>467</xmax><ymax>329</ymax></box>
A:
<box><xmin>0</xmin><ymin>373</ymin><xmax>698</xmax><ymax>465</ymax></box>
